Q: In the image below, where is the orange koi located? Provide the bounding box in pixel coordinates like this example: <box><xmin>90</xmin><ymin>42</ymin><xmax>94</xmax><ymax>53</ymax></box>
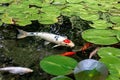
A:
<box><xmin>61</xmin><ymin>51</ymin><xmax>76</xmax><ymax>56</ymax></box>
<box><xmin>81</xmin><ymin>43</ymin><xmax>92</xmax><ymax>52</ymax></box>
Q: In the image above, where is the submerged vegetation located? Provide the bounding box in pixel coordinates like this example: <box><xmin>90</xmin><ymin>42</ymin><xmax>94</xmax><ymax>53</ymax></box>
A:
<box><xmin>0</xmin><ymin>0</ymin><xmax>120</xmax><ymax>80</ymax></box>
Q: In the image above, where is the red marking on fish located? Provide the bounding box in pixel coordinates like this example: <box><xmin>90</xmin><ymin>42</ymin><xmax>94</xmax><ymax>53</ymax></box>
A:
<box><xmin>81</xmin><ymin>43</ymin><xmax>92</xmax><ymax>52</ymax></box>
<box><xmin>61</xmin><ymin>51</ymin><xmax>76</xmax><ymax>56</ymax></box>
<box><xmin>63</xmin><ymin>39</ymin><xmax>71</xmax><ymax>43</ymax></box>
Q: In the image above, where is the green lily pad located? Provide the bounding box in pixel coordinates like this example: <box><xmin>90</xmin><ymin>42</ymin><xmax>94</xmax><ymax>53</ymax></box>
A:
<box><xmin>40</xmin><ymin>55</ymin><xmax>77</xmax><ymax>75</ymax></box>
<box><xmin>98</xmin><ymin>47</ymin><xmax>120</xmax><ymax>80</ymax></box>
<box><xmin>0</xmin><ymin>21</ymin><xmax>2</xmax><ymax>26</ymax></box>
<box><xmin>90</xmin><ymin>20</ymin><xmax>112</xmax><ymax>29</ymax></box>
<box><xmin>74</xmin><ymin>59</ymin><xmax>108</xmax><ymax>80</ymax></box>
<box><xmin>52</xmin><ymin>0</ymin><xmax>66</xmax><ymax>4</ymax></box>
<box><xmin>51</xmin><ymin>76</ymin><xmax>73</xmax><ymax>80</ymax></box>
<box><xmin>1</xmin><ymin>14</ymin><xmax>13</xmax><ymax>24</ymax></box>
<box><xmin>39</xmin><ymin>13</ymin><xmax>58</xmax><ymax>24</ymax></box>
<box><xmin>82</xmin><ymin>29</ymin><xmax>119</xmax><ymax>45</ymax></box>
<box><xmin>110</xmin><ymin>16</ymin><xmax>120</xmax><ymax>23</ymax></box>
<box><xmin>66</xmin><ymin>0</ymin><xmax>82</xmax><ymax>3</ymax></box>
<box><xmin>0</xmin><ymin>0</ymin><xmax>12</xmax><ymax>3</ymax></box>
<box><xmin>79</xmin><ymin>12</ymin><xmax>99</xmax><ymax>21</ymax></box>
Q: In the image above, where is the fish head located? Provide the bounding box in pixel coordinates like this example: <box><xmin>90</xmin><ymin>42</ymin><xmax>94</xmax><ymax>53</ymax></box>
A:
<box><xmin>61</xmin><ymin>39</ymin><xmax>75</xmax><ymax>47</ymax></box>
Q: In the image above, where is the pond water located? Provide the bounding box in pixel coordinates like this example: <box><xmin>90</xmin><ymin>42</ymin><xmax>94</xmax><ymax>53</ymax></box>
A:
<box><xmin>0</xmin><ymin>16</ymin><xmax>92</xmax><ymax>80</ymax></box>
<box><xmin>0</xmin><ymin>27</ymin><xmax>77</xmax><ymax>80</ymax></box>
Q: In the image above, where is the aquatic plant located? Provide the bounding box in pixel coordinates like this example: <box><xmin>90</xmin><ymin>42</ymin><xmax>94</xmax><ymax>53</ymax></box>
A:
<box><xmin>40</xmin><ymin>55</ymin><xmax>78</xmax><ymax>75</ymax></box>
<box><xmin>0</xmin><ymin>0</ymin><xmax>120</xmax><ymax>80</ymax></box>
<box><xmin>40</xmin><ymin>56</ymin><xmax>109</xmax><ymax>80</ymax></box>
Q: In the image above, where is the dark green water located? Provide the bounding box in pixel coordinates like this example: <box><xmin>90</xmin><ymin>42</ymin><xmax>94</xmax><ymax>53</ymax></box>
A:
<box><xmin>0</xmin><ymin>28</ymin><xmax>69</xmax><ymax>80</ymax></box>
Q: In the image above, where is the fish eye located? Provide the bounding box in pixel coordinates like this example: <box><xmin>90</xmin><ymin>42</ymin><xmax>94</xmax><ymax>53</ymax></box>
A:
<box><xmin>65</xmin><ymin>43</ymin><xmax>68</xmax><ymax>45</ymax></box>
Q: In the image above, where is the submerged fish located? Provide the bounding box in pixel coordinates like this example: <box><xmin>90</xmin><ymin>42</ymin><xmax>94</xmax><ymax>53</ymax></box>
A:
<box><xmin>61</xmin><ymin>51</ymin><xmax>76</xmax><ymax>56</ymax></box>
<box><xmin>0</xmin><ymin>67</ymin><xmax>33</xmax><ymax>75</ymax></box>
<box><xmin>17</xmin><ymin>29</ymin><xmax>75</xmax><ymax>48</ymax></box>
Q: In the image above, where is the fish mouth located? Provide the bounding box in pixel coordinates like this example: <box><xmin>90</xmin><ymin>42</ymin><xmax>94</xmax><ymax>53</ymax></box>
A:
<box><xmin>69</xmin><ymin>43</ymin><xmax>75</xmax><ymax>48</ymax></box>
<box><xmin>29</xmin><ymin>70</ymin><xmax>33</xmax><ymax>72</ymax></box>
<box><xmin>27</xmin><ymin>69</ymin><xmax>33</xmax><ymax>73</ymax></box>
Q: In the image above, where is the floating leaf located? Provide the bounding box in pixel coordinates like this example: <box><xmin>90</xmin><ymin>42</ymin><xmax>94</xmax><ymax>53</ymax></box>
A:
<box><xmin>0</xmin><ymin>0</ymin><xmax>13</xmax><ymax>3</ymax></box>
<box><xmin>51</xmin><ymin>76</ymin><xmax>73</xmax><ymax>80</ymax></box>
<box><xmin>38</xmin><ymin>6</ymin><xmax>60</xmax><ymax>24</ymax></box>
<box><xmin>27</xmin><ymin>0</ymin><xmax>42</xmax><ymax>6</ymax></box>
<box><xmin>0</xmin><ymin>21</ymin><xmax>2</xmax><ymax>26</ymax></box>
<box><xmin>74</xmin><ymin>59</ymin><xmax>108</xmax><ymax>80</ymax></box>
<box><xmin>39</xmin><ymin>13</ymin><xmax>58</xmax><ymax>24</ymax></box>
<box><xmin>40</xmin><ymin>55</ymin><xmax>78</xmax><ymax>75</ymax></box>
<box><xmin>80</xmin><ymin>13</ymin><xmax>99</xmax><ymax>21</ymax></box>
<box><xmin>110</xmin><ymin>16</ymin><xmax>120</xmax><ymax>23</ymax></box>
<box><xmin>52</xmin><ymin>0</ymin><xmax>66</xmax><ymax>4</ymax></box>
<box><xmin>16</xmin><ymin>19</ymin><xmax>32</xmax><ymax>26</ymax></box>
<box><xmin>0</xmin><ymin>7</ymin><xmax>6</xmax><ymax>13</ymax></box>
<box><xmin>66</xmin><ymin>0</ymin><xmax>82</xmax><ymax>3</ymax></box>
<box><xmin>114</xmin><ymin>3</ymin><xmax>120</xmax><ymax>9</ymax></box>
<box><xmin>1</xmin><ymin>14</ymin><xmax>13</xmax><ymax>24</ymax></box>
<box><xmin>41</xmin><ymin>6</ymin><xmax>60</xmax><ymax>14</ymax></box>
<box><xmin>90</xmin><ymin>20</ymin><xmax>112</xmax><ymax>29</ymax></box>
<box><xmin>82</xmin><ymin>29</ymin><xmax>119</xmax><ymax>45</ymax></box>
<box><xmin>98</xmin><ymin>47</ymin><xmax>120</xmax><ymax>80</ymax></box>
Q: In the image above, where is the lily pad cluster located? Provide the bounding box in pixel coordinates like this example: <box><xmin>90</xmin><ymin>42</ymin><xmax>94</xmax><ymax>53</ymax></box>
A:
<box><xmin>0</xmin><ymin>0</ymin><xmax>60</xmax><ymax>26</ymax></box>
<box><xmin>0</xmin><ymin>0</ymin><xmax>120</xmax><ymax>80</ymax></box>
<box><xmin>0</xmin><ymin>0</ymin><xmax>119</xmax><ymax>27</ymax></box>
<box><xmin>40</xmin><ymin>56</ymin><xmax>109</xmax><ymax>80</ymax></box>
<box><xmin>98</xmin><ymin>47</ymin><xmax>120</xmax><ymax>80</ymax></box>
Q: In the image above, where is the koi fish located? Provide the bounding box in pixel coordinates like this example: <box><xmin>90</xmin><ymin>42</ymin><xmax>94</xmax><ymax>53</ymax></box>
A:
<box><xmin>81</xmin><ymin>43</ymin><xmax>92</xmax><ymax>52</ymax></box>
<box><xmin>0</xmin><ymin>67</ymin><xmax>33</xmax><ymax>75</ymax></box>
<box><xmin>61</xmin><ymin>51</ymin><xmax>76</xmax><ymax>56</ymax></box>
<box><xmin>17</xmin><ymin>29</ymin><xmax>75</xmax><ymax>48</ymax></box>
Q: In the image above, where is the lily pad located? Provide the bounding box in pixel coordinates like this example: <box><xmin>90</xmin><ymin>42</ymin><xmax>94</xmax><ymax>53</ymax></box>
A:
<box><xmin>74</xmin><ymin>59</ymin><xmax>108</xmax><ymax>80</ymax></box>
<box><xmin>79</xmin><ymin>12</ymin><xmax>99</xmax><ymax>21</ymax></box>
<box><xmin>40</xmin><ymin>55</ymin><xmax>77</xmax><ymax>75</ymax></box>
<box><xmin>110</xmin><ymin>16</ymin><xmax>120</xmax><ymax>23</ymax></box>
<box><xmin>82</xmin><ymin>29</ymin><xmax>119</xmax><ymax>45</ymax></box>
<box><xmin>52</xmin><ymin>0</ymin><xmax>66</xmax><ymax>4</ymax></box>
<box><xmin>90</xmin><ymin>20</ymin><xmax>112</xmax><ymax>29</ymax></box>
<box><xmin>66</xmin><ymin>0</ymin><xmax>82</xmax><ymax>3</ymax></box>
<box><xmin>51</xmin><ymin>76</ymin><xmax>73</xmax><ymax>80</ymax></box>
<box><xmin>98</xmin><ymin>47</ymin><xmax>120</xmax><ymax>80</ymax></box>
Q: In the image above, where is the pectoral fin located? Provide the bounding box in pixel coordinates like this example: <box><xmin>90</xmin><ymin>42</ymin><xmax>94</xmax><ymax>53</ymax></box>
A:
<box><xmin>44</xmin><ymin>41</ymin><xmax>50</xmax><ymax>45</ymax></box>
<box><xmin>52</xmin><ymin>44</ymin><xmax>61</xmax><ymax>48</ymax></box>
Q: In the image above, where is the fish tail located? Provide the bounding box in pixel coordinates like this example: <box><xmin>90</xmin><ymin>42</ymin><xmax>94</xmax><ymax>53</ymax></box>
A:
<box><xmin>0</xmin><ymin>68</ymin><xmax>7</xmax><ymax>71</ymax></box>
<box><xmin>0</xmin><ymin>68</ymin><xmax>3</xmax><ymax>71</ymax></box>
<box><xmin>17</xmin><ymin>29</ymin><xmax>28</xmax><ymax>39</ymax></box>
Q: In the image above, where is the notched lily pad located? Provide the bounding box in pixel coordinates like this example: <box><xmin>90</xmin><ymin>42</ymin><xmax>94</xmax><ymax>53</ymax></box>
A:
<box><xmin>51</xmin><ymin>76</ymin><xmax>73</xmax><ymax>80</ymax></box>
<box><xmin>40</xmin><ymin>55</ymin><xmax>77</xmax><ymax>75</ymax></box>
<box><xmin>82</xmin><ymin>29</ymin><xmax>119</xmax><ymax>45</ymax></box>
<box><xmin>90</xmin><ymin>20</ymin><xmax>112</xmax><ymax>29</ymax></box>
